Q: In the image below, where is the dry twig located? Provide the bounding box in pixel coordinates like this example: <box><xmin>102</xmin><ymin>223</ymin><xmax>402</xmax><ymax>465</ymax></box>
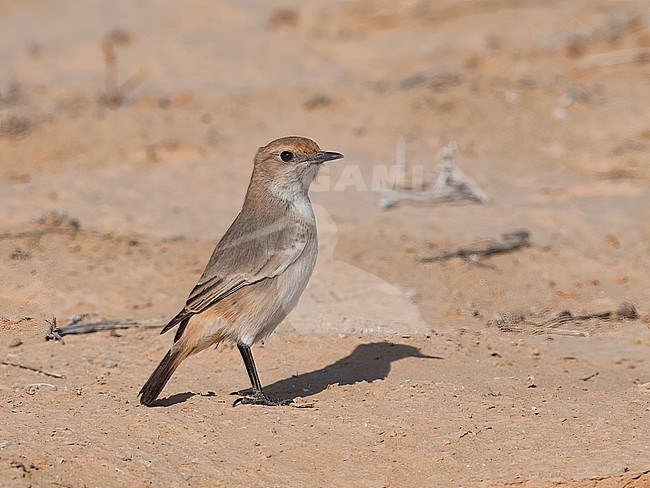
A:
<box><xmin>102</xmin><ymin>29</ymin><xmax>147</xmax><ymax>106</ymax></box>
<box><xmin>45</xmin><ymin>316</ymin><xmax>64</xmax><ymax>344</ymax></box>
<box><xmin>1</xmin><ymin>360</ymin><xmax>65</xmax><ymax>379</ymax></box>
<box><xmin>418</xmin><ymin>230</ymin><xmax>530</xmax><ymax>263</ymax></box>
<box><xmin>379</xmin><ymin>141</ymin><xmax>488</xmax><ymax>209</ymax></box>
<box><xmin>537</xmin><ymin>302</ymin><xmax>638</xmax><ymax>328</ymax></box>
<box><xmin>490</xmin><ymin>302</ymin><xmax>638</xmax><ymax>336</ymax></box>
<box><xmin>46</xmin><ymin>316</ymin><xmax>163</xmax><ymax>341</ymax></box>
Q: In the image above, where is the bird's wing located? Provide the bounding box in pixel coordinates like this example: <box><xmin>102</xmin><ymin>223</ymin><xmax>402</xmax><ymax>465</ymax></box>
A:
<box><xmin>161</xmin><ymin>214</ymin><xmax>311</xmax><ymax>336</ymax></box>
<box><xmin>184</xmin><ymin>244</ymin><xmax>304</xmax><ymax>312</ymax></box>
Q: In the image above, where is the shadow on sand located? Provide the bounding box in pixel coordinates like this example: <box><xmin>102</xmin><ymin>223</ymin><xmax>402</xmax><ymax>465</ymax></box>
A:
<box><xmin>152</xmin><ymin>341</ymin><xmax>441</xmax><ymax>407</ymax></box>
<box><xmin>264</xmin><ymin>341</ymin><xmax>441</xmax><ymax>401</ymax></box>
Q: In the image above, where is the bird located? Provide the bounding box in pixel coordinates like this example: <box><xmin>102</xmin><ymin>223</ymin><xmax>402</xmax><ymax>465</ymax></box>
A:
<box><xmin>138</xmin><ymin>136</ymin><xmax>344</xmax><ymax>407</ymax></box>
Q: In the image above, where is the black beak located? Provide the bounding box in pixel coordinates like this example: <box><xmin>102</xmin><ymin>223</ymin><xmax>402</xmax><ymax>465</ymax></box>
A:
<box><xmin>309</xmin><ymin>151</ymin><xmax>344</xmax><ymax>164</ymax></box>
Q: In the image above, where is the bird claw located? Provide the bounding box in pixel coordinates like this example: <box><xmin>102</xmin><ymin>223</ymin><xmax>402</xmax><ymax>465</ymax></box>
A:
<box><xmin>231</xmin><ymin>390</ymin><xmax>292</xmax><ymax>407</ymax></box>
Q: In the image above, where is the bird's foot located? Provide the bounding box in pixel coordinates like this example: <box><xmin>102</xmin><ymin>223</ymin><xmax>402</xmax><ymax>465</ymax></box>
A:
<box><xmin>231</xmin><ymin>389</ymin><xmax>292</xmax><ymax>407</ymax></box>
<box><xmin>230</xmin><ymin>387</ymin><xmax>256</xmax><ymax>397</ymax></box>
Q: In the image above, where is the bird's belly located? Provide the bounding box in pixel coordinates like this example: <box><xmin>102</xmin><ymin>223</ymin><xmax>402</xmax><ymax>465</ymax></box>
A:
<box><xmin>275</xmin><ymin>242</ymin><xmax>317</xmax><ymax>315</ymax></box>
<box><xmin>249</xmin><ymin>243</ymin><xmax>317</xmax><ymax>344</ymax></box>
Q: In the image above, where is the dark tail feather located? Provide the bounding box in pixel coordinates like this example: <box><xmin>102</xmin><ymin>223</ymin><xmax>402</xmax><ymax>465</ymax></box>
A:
<box><xmin>138</xmin><ymin>349</ymin><xmax>183</xmax><ymax>406</ymax></box>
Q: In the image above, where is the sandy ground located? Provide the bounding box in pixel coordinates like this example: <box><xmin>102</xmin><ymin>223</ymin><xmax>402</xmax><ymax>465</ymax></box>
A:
<box><xmin>1</xmin><ymin>0</ymin><xmax>649</xmax><ymax>486</ymax></box>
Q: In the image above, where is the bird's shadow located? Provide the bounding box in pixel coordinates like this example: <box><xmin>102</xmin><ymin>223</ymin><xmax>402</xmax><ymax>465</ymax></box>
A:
<box><xmin>264</xmin><ymin>341</ymin><xmax>442</xmax><ymax>402</ymax></box>
<box><xmin>154</xmin><ymin>341</ymin><xmax>441</xmax><ymax>407</ymax></box>
<box><xmin>149</xmin><ymin>391</ymin><xmax>214</xmax><ymax>407</ymax></box>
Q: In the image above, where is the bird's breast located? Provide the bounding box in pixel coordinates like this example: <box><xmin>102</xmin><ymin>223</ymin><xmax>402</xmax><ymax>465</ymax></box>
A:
<box><xmin>274</xmin><ymin>233</ymin><xmax>317</xmax><ymax>313</ymax></box>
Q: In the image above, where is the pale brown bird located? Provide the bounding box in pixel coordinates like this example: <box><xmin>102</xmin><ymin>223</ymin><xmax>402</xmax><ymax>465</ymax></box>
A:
<box><xmin>139</xmin><ymin>136</ymin><xmax>344</xmax><ymax>406</ymax></box>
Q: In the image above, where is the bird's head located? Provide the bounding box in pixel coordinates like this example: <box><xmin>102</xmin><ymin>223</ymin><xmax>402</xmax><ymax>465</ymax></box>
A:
<box><xmin>252</xmin><ymin>136</ymin><xmax>344</xmax><ymax>199</ymax></box>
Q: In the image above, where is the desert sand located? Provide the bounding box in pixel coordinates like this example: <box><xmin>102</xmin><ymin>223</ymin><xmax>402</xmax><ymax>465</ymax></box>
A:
<box><xmin>1</xmin><ymin>1</ymin><xmax>649</xmax><ymax>486</ymax></box>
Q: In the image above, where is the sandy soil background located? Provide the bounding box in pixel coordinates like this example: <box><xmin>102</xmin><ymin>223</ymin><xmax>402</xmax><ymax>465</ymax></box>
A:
<box><xmin>1</xmin><ymin>0</ymin><xmax>649</xmax><ymax>486</ymax></box>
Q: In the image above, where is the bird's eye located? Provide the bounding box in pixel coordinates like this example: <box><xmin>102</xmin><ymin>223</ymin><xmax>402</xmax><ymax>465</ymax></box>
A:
<box><xmin>280</xmin><ymin>151</ymin><xmax>294</xmax><ymax>162</ymax></box>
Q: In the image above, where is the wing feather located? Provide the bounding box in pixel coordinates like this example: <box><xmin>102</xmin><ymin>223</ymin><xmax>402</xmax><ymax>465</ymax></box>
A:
<box><xmin>161</xmin><ymin>212</ymin><xmax>311</xmax><ymax>338</ymax></box>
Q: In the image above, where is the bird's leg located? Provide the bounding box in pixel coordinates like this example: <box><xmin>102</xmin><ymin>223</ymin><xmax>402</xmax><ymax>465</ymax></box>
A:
<box><xmin>231</xmin><ymin>344</ymin><xmax>291</xmax><ymax>406</ymax></box>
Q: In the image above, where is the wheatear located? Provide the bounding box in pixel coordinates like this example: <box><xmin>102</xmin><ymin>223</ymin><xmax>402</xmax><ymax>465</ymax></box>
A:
<box><xmin>139</xmin><ymin>136</ymin><xmax>343</xmax><ymax>406</ymax></box>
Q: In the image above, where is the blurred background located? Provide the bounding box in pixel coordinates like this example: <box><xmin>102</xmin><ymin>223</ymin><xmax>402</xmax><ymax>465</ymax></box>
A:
<box><xmin>1</xmin><ymin>0</ymin><xmax>648</xmax><ymax>327</ymax></box>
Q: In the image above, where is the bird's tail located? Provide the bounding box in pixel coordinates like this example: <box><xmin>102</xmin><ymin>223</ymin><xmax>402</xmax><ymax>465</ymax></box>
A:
<box><xmin>138</xmin><ymin>348</ymin><xmax>186</xmax><ymax>406</ymax></box>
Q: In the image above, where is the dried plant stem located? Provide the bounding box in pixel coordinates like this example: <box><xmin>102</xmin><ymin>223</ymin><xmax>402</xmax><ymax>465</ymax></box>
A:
<box><xmin>47</xmin><ymin>317</ymin><xmax>163</xmax><ymax>341</ymax></box>
<box><xmin>1</xmin><ymin>360</ymin><xmax>65</xmax><ymax>379</ymax></box>
<box><xmin>418</xmin><ymin>230</ymin><xmax>530</xmax><ymax>263</ymax></box>
<box><xmin>379</xmin><ymin>140</ymin><xmax>488</xmax><ymax>209</ymax></box>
